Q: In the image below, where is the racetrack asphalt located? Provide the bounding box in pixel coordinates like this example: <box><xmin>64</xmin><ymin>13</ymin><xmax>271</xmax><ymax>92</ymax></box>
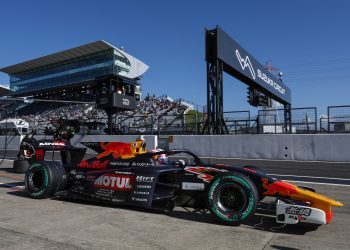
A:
<box><xmin>0</xmin><ymin>160</ymin><xmax>349</xmax><ymax>249</ymax></box>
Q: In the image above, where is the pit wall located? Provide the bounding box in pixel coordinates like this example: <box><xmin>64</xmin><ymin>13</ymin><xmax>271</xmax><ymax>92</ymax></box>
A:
<box><xmin>2</xmin><ymin>134</ymin><xmax>350</xmax><ymax>162</ymax></box>
<box><xmin>1</xmin><ymin>135</ymin><xmax>157</xmax><ymax>154</ymax></box>
<box><xmin>168</xmin><ymin>134</ymin><xmax>350</xmax><ymax>162</ymax></box>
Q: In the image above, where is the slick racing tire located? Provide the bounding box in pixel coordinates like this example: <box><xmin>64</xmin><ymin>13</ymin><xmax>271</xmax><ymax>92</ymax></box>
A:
<box><xmin>13</xmin><ymin>159</ymin><xmax>30</xmax><ymax>173</ymax></box>
<box><xmin>206</xmin><ymin>172</ymin><xmax>258</xmax><ymax>226</ymax></box>
<box><xmin>242</xmin><ymin>165</ymin><xmax>266</xmax><ymax>201</ymax></box>
<box><xmin>25</xmin><ymin>161</ymin><xmax>67</xmax><ymax>199</ymax></box>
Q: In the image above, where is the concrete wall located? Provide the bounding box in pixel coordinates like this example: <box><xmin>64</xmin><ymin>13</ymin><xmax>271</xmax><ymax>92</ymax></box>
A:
<box><xmin>0</xmin><ymin>135</ymin><xmax>158</xmax><ymax>154</ymax></box>
<box><xmin>0</xmin><ymin>136</ymin><xmax>22</xmax><ymax>150</ymax></box>
<box><xmin>169</xmin><ymin>134</ymin><xmax>350</xmax><ymax>162</ymax></box>
<box><xmin>1</xmin><ymin>134</ymin><xmax>350</xmax><ymax>162</ymax></box>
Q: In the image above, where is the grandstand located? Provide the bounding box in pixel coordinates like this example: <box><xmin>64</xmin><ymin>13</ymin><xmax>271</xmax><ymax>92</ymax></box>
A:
<box><xmin>9</xmin><ymin>94</ymin><xmax>192</xmax><ymax>135</ymax></box>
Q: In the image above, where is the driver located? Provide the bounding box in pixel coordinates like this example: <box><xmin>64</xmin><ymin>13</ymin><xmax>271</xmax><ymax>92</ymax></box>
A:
<box><xmin>151</xmin><ymin>148</ymin><xmax>169</xmax><ymax>166</ymax></box>
<box><xmin>156</xmin><ymin>153</ymin><xmax>169</xmax><ymax>165</ymax></box>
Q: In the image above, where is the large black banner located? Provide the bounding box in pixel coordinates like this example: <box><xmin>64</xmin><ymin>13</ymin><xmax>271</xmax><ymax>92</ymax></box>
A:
<box><xmin>215</xmin><ymin>27</ymin><xmax>291</xmax><ymax>104</ymax></box>
<box><xmin>112</xmin><ymin>93</ymin><xmax>136</xmax><ymax>110</ymax></box>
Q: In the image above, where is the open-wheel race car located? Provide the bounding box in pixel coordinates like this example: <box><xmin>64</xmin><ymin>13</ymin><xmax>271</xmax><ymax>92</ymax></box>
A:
<box><xmin>20</xmin><ymin>137</ymin><xmax>343</xmax><ymax>226</ymax></box>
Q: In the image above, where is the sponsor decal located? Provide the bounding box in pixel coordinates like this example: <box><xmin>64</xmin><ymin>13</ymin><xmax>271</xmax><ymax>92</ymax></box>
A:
<box><xmin>131</xmin><ymin>197</ymin><xmax>147</xmax><ymax>202</ymax></box>
<box><xmin>131</xmin><ymin>162</ymin><xmax>153</xmax><ymax>167</ymax></box>
<box><xmin>184</xmin><ymin>167</ymin><xmax>227</xmax><ymax>183</ymax></box>
<box><xmin>75</xmin><ymin>174</ymin><xmax>85</xmax><ymax>180</ymax></box>
<box><xmin>285</xmin><ymin>206</ymin><xmax>312</xmax><ymax>217</ymax></box>
<box><xmin>16</xmin><ymin>120</ymin><xmax>26</xmax><ymax>126</ymax></box>
<box><xmin>39</xmin><ymin>141</ymin><xmax>66</xmax><ymax>147</ymax></box>
<box><xmin>136</xmin><ymin>185</ymin><xmax>152</xmax><ymax>189</ymax></box>
<box><xmin>93</xmin><ymin>189</ymin><xmax>113</xmax><ymax>201</ymax></box>
<box><xmin>112</xmin><ymin>198</ymin><xmax>125</xmax><ymax>202</ymax></box>
<box><xmin>136</xmin><ymin>176</ymin><xmax>154</xmax><ymax>183</ymax></box>
<box><xmin>22</xmin><ymin>142</ymin><xmax>35</xmax><ymax>159</ymax></box>
<box><xmin>182</xmin><ymin>182</ymin><xmax>205</xmax><ymax>191</ymax></box>
<box><xmin>110</xmin><ymin>161</ymin><xmax>130</xmax><ymax>167</ymax></box>
<box><xmin>288</xmin><ymin>215</ymin><xmax>306</xmax><ymax>221</ymax></box>
<box><xmin>122</xmin><ymin>98</ymin><xmax>130</xmax><ymax>106</ymax></box>
<box><xmin>114</xmin><ymin>171</ymin><xmax>134</xmax><ymax>175</ymax></box>
<box><xmin>97</xmin><ymin>142</ymin><xmax>133</xmax><ymax>159</ymax></box>
<box><xmin>94</xmin><ymin>174</ymin><xmax>134</xmax><ymax>190</ymax></box>
<box><xmin>78</xmin><ymin>160</ymin><xmax>110</xmax><ymax>169</ymax></box>
<box><xmin>133</xmin><ymin>191</ymin><xmax>150</xmax><ymax>195</ymax></box>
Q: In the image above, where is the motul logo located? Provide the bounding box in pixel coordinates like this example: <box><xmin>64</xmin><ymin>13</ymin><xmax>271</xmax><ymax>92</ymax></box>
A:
<box><xmin>94</xmin><ymin>174</ymin><xmax>134</xmax><ymax>190</ymax></box>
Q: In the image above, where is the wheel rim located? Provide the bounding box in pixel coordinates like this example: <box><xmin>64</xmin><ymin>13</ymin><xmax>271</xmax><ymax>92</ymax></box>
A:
<box><xmin>28</xmin><ymin>169</ymin><xmax>45</xmax><ymax>192</ymax></box>
<box><xmin>217</xmin><ymin>183</ymin><xmax>246</xmax><ymax>213</ymax></box>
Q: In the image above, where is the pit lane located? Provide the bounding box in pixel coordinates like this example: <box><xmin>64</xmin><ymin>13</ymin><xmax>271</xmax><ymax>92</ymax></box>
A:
<box><xmin>0</xmin><ymin>160</ymin><xmax>349</xmax><ymax>250</ymax></box>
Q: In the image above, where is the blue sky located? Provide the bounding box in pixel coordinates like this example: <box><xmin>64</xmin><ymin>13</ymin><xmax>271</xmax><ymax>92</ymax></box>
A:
<box><xmin>0</xmin><ymin>1</ymin><xmax>349</xmax><ymax>115</ymax></box>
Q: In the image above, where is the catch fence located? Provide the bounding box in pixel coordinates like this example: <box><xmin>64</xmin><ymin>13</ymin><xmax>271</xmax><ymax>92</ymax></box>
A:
<box><xmin>14</xmin><ymin>106</ymin><xmax>350</xmax><ymax>135</ymax></box>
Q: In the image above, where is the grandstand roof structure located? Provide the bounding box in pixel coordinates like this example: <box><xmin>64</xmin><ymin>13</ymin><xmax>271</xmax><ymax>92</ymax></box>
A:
<box><xmin>0</xmin><ymin>40</ymin><xmax>149</xmax><ymax>78</ymax></box>
<box><xmin>0</xmin><ymin>85</ymin><xmax>11</xmax><ymax>96</ymax></box>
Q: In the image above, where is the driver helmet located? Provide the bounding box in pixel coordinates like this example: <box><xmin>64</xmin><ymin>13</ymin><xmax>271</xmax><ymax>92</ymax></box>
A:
<box><xmin>157</xmin><ymin>153</ymin><xmax>169</xmax><ymax>165</ymax></box>
<box><xmin>151</xmin><ymin>148</ymin><xmax>169</xmax><ymax>165</ymax></box>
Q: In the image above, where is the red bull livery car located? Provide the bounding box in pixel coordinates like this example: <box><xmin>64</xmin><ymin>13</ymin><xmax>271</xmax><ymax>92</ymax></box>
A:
<box><xmin>20</xmin><ymin>138</ymin><xmax>343</xmax><ymax>226</ymax></box>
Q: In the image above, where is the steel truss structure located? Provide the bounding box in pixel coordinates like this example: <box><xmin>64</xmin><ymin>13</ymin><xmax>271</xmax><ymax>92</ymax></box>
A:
<box><xmin>203</xmin><ymin>26</ymin><xmax>292</xmax><ymax>134</ymax></box>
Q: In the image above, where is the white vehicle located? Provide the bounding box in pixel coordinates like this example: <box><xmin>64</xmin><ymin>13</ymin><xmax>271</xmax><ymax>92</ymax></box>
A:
<box><xmin>0</xmin><ymin>118</ymin><xmax>29</xmax><ymax>135</ymax></box>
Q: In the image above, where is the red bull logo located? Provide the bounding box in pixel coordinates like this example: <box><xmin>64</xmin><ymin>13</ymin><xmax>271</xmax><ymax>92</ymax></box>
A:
<box><xmin>97</xmin><ymin>142</ymin><xmax>133</xmax><ymax>159</ymax></box>
<box><xmin>78</xmin><ymin>160</ymin><xmax>110</xmax><ymax>169</ymax></box>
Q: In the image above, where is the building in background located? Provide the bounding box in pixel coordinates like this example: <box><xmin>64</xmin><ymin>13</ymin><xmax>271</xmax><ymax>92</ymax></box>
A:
<box><xmin>0</xmin><ymin>85</ymin><xmax>11</xmax><ymax>96</ymax></box>
<box><xmin>0</xmin><ymin>40</ymin><xmax>148</xmax><ymax>100</ymax></box>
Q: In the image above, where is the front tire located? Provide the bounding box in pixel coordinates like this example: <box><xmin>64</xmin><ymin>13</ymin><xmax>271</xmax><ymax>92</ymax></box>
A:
<box><xmin>25</xmin><ymin>161</ymin><xmax>66</xmax><ymax>199</ymax></box>
<box><xmin>206</xmin><ymin>172</ymin><xmax>258</xmax><ymax>225</ymax></box>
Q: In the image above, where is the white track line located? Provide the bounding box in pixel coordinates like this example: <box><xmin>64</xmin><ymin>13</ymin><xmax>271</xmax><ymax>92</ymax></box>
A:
<box><xmin>282</xmin><ymin>180</ymin><xmax>350</xmax><ymax>187</ymax></box>
<box><xmin>0</xmin><ymin>182</ymin><xmax>25</xmax><ymax>189</ymax></box>
<box><xmin>269</xmin><ymin>174</ymin><xmax>350</xmax><ymax>181</ymax></box>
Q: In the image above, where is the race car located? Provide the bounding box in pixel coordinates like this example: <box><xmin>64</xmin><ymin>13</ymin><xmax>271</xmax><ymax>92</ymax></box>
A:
<box><xmin>13</xmin><ymin>119</ymin><xmax>81</xmax><ymax>173</ymax></box>
<box><xmin>22</xmin><ymin>138</ymin><xmax>343</xmax><ymax>226</ymax></box>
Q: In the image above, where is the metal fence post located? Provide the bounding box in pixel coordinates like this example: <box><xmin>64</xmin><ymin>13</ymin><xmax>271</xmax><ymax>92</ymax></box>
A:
<box><xmin>315</xmin><ymin>107</ymin><xmax>318</xmax><ymax>133</ymax></box>
<box><xmin>157</xmin><ymin>115</ymin><xmax>160</xmax><ymax>136</ymax></box>
<box><xmin>151</xmin><ymin>115</ymin><xmax>154</xmax><ymax>135</ymax></box>
<box><xmin>327</xmin><ymin>106</ymin><xmax>330</xmax><ymax>133</ymax></box>
<box><xmin>257</xmin><ymin>113</ymin><xmax>260</xmax><ymax>134</ymax></box>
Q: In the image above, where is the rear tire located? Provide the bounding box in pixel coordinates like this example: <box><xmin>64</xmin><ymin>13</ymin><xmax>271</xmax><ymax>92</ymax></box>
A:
<box><xmin>25</xmin><ymin>161</ymin><xmax>67</xmax><ymax>199</ymax></box>
<box><xmin>206</xmin><ymin>172</ymin><xmax>258</xmax><ymax>225</ymax></box>
<box><xmin>13</xmin><ymin>160</ymin><xmax>30</xmax><ymax>173</ymax></box>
